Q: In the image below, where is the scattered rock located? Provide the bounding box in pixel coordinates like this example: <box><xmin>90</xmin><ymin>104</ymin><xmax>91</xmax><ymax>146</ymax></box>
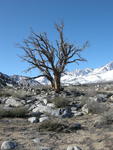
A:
<box><xmin>61</xmin><ymin>107</ymin><xmax>73</xmax><ymax>118</ymax></box>
<box><xmin>1</xmin><ymin>140</ymin><xmax>17</xmax><ymax>150</ymax></box>
<box><xmin>96</xmin><ymin>94</ymin><xmax>107</xmax><ymax>102</ymax></box>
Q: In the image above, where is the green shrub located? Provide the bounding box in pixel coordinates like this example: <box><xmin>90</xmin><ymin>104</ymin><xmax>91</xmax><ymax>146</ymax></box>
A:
<box><xmin>0</xmin><ymin>107</ymin><xmax>28</xmax><ymax>118</ymax></box>
<box><xmin>52</xmin><ymin>96</ymin><xmax>70</xmax><ymax>108</ymax></box>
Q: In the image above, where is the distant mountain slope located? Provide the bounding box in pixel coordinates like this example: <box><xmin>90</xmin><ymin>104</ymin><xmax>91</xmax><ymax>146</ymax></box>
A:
<box><xmin>0</xmin><ymin>72</ymin><xmax>16</xmax><ymax>87</ymax></box>
<box><xmin>10</xmin><ymin>75</ymin><xmax>40</xmax><ymax>87</ymax></box>
<box><xmin>1</xmin><ymin>61</ymin><xmax>113</xmax><ymax>87</ymax></box>
<box><xmin>0</xmin><ymin>73</ymin><xmax>40</xmax><ymax>88</ymax></box>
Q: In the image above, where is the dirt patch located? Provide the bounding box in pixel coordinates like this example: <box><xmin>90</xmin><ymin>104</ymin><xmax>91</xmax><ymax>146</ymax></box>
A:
<box><xmin>0</xmin><ymin>114</ymin><xmax>113</xmax><ymax>150</ymax></box>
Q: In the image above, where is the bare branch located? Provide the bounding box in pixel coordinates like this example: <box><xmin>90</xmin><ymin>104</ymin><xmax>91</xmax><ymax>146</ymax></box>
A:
<box><xmin>19</xmin><ymin>22</ymin><xmax>88</xmax><ymax>92</ymax></box>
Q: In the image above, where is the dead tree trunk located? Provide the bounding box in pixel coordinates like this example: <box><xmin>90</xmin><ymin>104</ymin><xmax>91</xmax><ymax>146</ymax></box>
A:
<box><xmin>53</xmin><ymin>73</ymin><xmax>61</xmax><ymax>92</ymax></box>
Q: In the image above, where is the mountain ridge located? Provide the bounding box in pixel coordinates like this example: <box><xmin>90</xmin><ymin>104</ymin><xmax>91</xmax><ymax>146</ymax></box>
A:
<box><xmin>0</xmin><ymin>61</ymin><xmax>113</xmax><ymax>87</ymax></box>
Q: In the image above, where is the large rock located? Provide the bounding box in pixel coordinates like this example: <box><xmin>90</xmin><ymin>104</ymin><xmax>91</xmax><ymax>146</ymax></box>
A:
<box><xmin>32</xmin><ymin>104</ymin><xmax>62</xmax><ymax>118</ymax></box>
<box><xmin>32</xmin><ymin>104</ymin><xmax>52</xmax><ymax>113</ymax></box>
<box><xmin>67</xmin><ymin>145</ymin><xmax>82</xmax><ymax>150</ymax></box>
<box><xmin>1</xmin><ymin>140</ymin><xmax>17</xmax><ymax>150</ymax></box>
<box><xmin>5</xmin><ymin>97</ymin><xmax>23</xmax><ymax>107</ymax></box>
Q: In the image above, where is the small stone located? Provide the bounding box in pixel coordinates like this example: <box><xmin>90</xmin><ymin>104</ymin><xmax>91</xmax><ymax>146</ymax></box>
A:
<box><xmin>32</xmin><ymin>138</ymin><xmax>42</xmax><ymax>143</ymax></box>
<box><xmin>73</xmin><ymin>111</ymin><xmax>83</xmax><ymax>117</ymax></box>
<box><xmin>67</xmin><ymin>145</ymin><xmax>82</xmax><ymax>150</ymax></box>
<box><xmin>82</xmin><ymin>104</ymin><xmax>89</xmax><ymax>114</ymax></box>
<box><xmin>69</xmin><ymin>123</ymin><xmax>82</xmax><ymax>130</ymax></box>
<box><xmin>39</xmin><ymin>116</ymin><xmax>49</xmax><ymax>122</ymax></box>
<box><xmin>47</xmin><ymin>103</ymin><xmax>55</xmax><ymax>108</ymax></box>
<box><xmin>1</xmin><ymin>140</ymin><xmax>17</xmax><ymax>150</ymax></box>
<box><xmin>110</xmin><ymin>95</ymin><xmax>113</xmax><ymax>101</ymax></box>
<box><xmin>39</xmin><ymin>146</ymin><xmax>53</xmax><ymax>150</ymax></box>
<box><xmin>28</xmin><ymin>117</ymin><xmax>38</xmax><ymax>123</ymax></box>
<box><xmin>43</xmin><ymin>99</ymin><xmax>48</xmax><ymax>105</ymax></box>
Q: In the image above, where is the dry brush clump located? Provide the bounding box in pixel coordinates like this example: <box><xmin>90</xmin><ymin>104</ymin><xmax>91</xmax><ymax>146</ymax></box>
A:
<box><xmin>38</xmin><ymin>119</ymin><xmax>67</xmax><ymax>132</ymax></box>
<box><xmin>0</xmin><ymin>87</ymin><xmax>34</xmax><ymax>99</ymax></box>
<box><xmin>87</xmin><ymin>100</ymin><xmax>108</xmax><ymax>114</ymax></box>
<box><xmin>94</xmin><ymin>109</ymin><xmax>113</xmax><ymax>128</ymax></box>
<box><xmin>101</xmin><ymin>109</ymin><xmax>113</xmax><ymax>125</ymax></box>
<box><xmin>38</xmin><ymin>119</ymin><xmax>82</xmax><ymax>133</ymax></box>
<box><xmin>51</xmin><ymin>96</ymin><xmax>71</xmax><ymax>108</ymax></box>
<box><xmin>0</xmin><ymin>107</ymin><xmax>28</xmax><ymax>118</ymax></box>
<box><xmin>80</xmin><ymin>96</ymin><xmax>108</xmax><ymax>114</ymax></box>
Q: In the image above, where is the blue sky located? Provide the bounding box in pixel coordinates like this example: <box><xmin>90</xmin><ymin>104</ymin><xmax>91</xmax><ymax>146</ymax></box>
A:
<box><xmin>0</xmin><ymin>0</ymin><xmax>113</xmax><ymax>76</ymax></box>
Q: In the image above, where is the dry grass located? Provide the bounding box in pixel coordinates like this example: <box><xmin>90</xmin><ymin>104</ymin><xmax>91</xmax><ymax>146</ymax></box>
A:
<box><xmin>0</xmin><ymin>87</ymin><xmax>33</xmax><ymax>99</ymax></box>
<box><xmin>87</xmin><ymin>100</ymin><xmax>108</xmax><ymax>114</ymax></box>
<box><xmin>0</xmin><ymin>107</ymin><xmax>28</xmax><ymax>118</ymax></box>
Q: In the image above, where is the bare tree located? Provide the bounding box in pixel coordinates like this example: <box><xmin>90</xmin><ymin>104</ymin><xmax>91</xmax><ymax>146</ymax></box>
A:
<box><xmin>19</xmin><ymin>23</ymin><xmax>88</xmax><ymax>92</ymax></box>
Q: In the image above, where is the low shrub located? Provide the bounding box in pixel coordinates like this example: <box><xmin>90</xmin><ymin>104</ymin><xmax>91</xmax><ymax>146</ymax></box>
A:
<box><xmin>52</xmin><ymin>96</ymin><xmax>70</xmax><ymax>108</ymax></box>
<box><xmin>101</xmin><ymin>110</ymin><xmax>113</xmax><ymax>125</ymax></box>
<box><xmin>0</xmin><ymin>87</ymin><xmax>33</xmax><ymax>99</ymax></box>
<box><xmin>38</xmin><ymin>119</ymin><xmax>82</xmax><ymax>133</ymax></box>
<box><xmin>94</xmin><ymin>109</ymin><xmax>113</xmax><ymax>128</ymax></box>
<box><xmin>0</xmin><ymin>107</ymin><xmax>28</xmax><ymax>118</ymax></box>
<box><xmin>87</xmin><ymin>100</ymin><xmax>108</xmax><ymax>114</ymax></box>
<box><xmin>38</xmin><ymin>119</ymin><xmax>67</xmax><ymax>132</ymax></box>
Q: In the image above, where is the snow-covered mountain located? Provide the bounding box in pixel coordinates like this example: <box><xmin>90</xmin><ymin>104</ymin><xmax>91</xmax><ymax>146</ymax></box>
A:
<box><xmin>0</xmin><ymin>61</ymin><xmax>113</xmax><ymax>87</ymax></box>
<box><xmin>36</xmin><ymin>61</ymin><xmax>113</xmax><ymax>85</ymax></box>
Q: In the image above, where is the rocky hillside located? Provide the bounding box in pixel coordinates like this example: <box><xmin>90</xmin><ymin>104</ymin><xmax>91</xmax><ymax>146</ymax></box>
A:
<box><xmin>0</xmin><ymin>83</ymin><xmax>113</xmax><ymax>149</ymax></box>
<box><xmin>0</xmin><ymin>72</ymin><xmax>17</xmax><ymax>87</ymax></box>
<box><xmin>0</xmin><ymin>72</ymin><xmax>40</xmax><ymax>88</ymax></box>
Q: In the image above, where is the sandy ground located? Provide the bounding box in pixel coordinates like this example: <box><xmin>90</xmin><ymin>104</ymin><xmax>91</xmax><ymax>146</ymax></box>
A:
<box><xmin>0</xmin><ymin>114</ymin><xmax>113</xmax><ymax>150</ymax></box>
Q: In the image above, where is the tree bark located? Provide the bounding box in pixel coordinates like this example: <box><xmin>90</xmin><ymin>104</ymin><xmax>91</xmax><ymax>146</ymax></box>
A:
<box><xmin>54</xmin><ymin>74</ymin><xmax>61</xmax><ymax>93</ymax></box>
